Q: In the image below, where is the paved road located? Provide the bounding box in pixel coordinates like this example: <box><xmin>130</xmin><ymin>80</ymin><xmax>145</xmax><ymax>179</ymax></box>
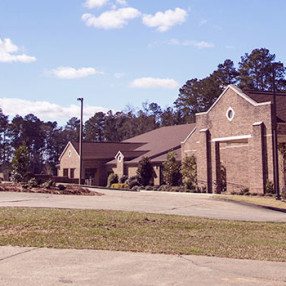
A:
<box><xmin>1</xmin><ymin>246</ymin><xmax>286</xmax><ymax>286</ymax></box>
<box><xmin>0</xmin><ymin>189</ymin><xmax>286</xmax><ymax>221</ymax></box>
<box><xmin>1</xmin><ymin>190</ymin><xmax>286</xmax><ymax>285</ymax></box>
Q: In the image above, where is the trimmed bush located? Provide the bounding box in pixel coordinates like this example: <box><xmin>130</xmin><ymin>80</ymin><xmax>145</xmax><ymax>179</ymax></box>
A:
<box><xmin>120</xmin><ymin>175</ymin><xmax>128</xmax><ymax>184</ymax></box>
<box><xmin>181</xmin><ymin>155</ymin><xmax>197</xmax><ymax>190</ymax></box>
<box><xmin>162</xmin><ymin>150</ymin><xmax>181</xmax><ymax>186</ymax></box>
<box><xmin>281</xmin><ymin>186</ymin><xmax>286</xmax><ymax>200</ymax></box>
<box><xmin>265</xmin><ymin>180</ymin><xmax>274</xmax><ymax>195</ymax></box>
<box><xmin>42</xmin><ymin>179</ymin><xmax>55</xmax><ymax>189</ymax></box>
<box><xmin>107</xmin><ymin>173</ymin><xmax>118</xmax><ymax>188</ymax></box>
<box><xmin>128</xmin><ymin>179</ymin><xmax>140</xmax><ymax>189</ymax></box>
<box><xmin>137</xmin><ymin>157</ymin><xmax>153</xmax><ymax>186</ymax></box>
<box><xmin>111</xmin><ymin>183</ymin><xmax>129</xmax><ymax>189</ymax></box>
<box><xmin>58</xmin><ymin>184</ymin><xmax>66</xmax><ymax>190</ymax></box>
<box><xmin>28</xmin><ymin>178</ymin><xmax>38</xmax><ymax>188</ymax></box>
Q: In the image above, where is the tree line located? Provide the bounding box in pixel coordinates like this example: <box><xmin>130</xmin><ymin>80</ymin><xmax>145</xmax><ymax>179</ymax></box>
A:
<box><xmin>0</xmin><ymin>48</ymin><xmax>285</xmax><ymax>176</ymax></box>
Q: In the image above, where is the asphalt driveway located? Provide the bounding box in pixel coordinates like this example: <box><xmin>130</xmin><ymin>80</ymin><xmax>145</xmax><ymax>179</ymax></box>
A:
<box><xmin>0</xmin><ymin>189</ymin><xmax>286</xmax><ymax>222</ymax></box>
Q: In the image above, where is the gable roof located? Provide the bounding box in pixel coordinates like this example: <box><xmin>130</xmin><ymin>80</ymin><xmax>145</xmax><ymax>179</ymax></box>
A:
<box><xmin>243</xmin><ymin>89</ymin><xmax>286</xmax><ymax>123</ymax></box>
<box><xmin>122</xmin><ymin>123</ymin><xmax>196</xmax><ymax>163</ymax></box>
<box><xmin>71</xmin><ymin>142</ymin><xmax>144</xmax><ymax>160</ymax></box>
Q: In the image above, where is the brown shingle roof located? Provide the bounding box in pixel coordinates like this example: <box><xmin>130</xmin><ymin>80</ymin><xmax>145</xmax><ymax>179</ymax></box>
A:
<box><xmin>243</xmin><ymin>89</ymin><xmax>286</xmax><ymax>123</ymax></box>
<box><xmin>123</xmin><ymin>123</ymin><xmax>196</xmax><ymax>163</ymax></box>
<box><xmin>71</xmin><ymin>124</ymin><xmax>195</xmax><ymax>164</ymax></box>
<box><xmin>72</xmin><ymin>142</ymin><xmax>144</xmax><ymax>160</ymax></box>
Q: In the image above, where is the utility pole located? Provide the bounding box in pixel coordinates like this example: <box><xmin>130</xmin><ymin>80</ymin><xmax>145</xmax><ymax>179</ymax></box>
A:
<box><xmin>77</xmin><ymin>98</ymin><xmax>84</xmax><ymax>185</ymax></box>
<box><xmin>272</xmin><ymin>62</ymin><xmax>283</xmax><ymax>200</ymax></box>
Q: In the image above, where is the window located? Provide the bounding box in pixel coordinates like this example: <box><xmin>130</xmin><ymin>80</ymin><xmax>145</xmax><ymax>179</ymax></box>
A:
<box><xmin>226</xmin><ymin>107</ymin><xmax>235</xmax><ymax>121</ymax></box>
<box><xmin>70</xmin><ymin>168</ymin><xmax>75</xmax><ymax>179</ymax></box>
<box><xmin>63</xmin><ymin>168</ymin><xmax>68</xmax><ymax>177</ymax></box>
<box><xmin>68</xmin><ymin>150</ymin><xmax>72</xmax><ymax>157</ymax></box>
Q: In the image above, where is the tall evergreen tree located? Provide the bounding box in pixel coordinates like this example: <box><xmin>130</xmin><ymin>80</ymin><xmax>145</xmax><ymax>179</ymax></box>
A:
<box><xmin>238</xmin><ymin>48</ymin><xmax>286</xmax><ymax>91</ymax></box>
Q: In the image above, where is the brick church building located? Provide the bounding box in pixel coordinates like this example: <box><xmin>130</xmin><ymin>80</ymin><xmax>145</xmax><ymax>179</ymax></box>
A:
<box><xmin>57</xmin><ymin>84</ymin><xmax>286</xmax><ymax>194</ymax></box>
<box><xmin>182</xmin><ymin>84</ymin><xmax>286</xmax><ymax>194</ymax></box>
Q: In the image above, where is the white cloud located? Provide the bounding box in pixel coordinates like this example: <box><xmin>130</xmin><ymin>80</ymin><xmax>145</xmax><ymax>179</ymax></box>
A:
<box><xmin>199</xmin><ymin>19</ymin><xmax>207</xmax><ymax>26</ymax></box>
<box><xmin>130</xmin><ymin>77</ymin><xmax>179</xmax><ymax>89</ymax></box>
<box><xmin>84</xmin><ymin>0</ymin><xmax>108</xmax><ymax>9</ymax></box>
<box><xmin>49</xmin><ymin>66</ymin><xmax>103</xmax><ymax>79</ymax></box>
<box><xmin>114</xmin><ymin>72</ymin><xmax>125</xmax><ymax>79</ymax></box>
<box><xmin>167</xmin><ymin>39</ymin><xmax>214</xmax><ymax>48</ymax></box>
<box><xmin>0</xmin><ymin>98</ymin><xmax>110</xmax><ymax>122</ymax></box>
<box><xmin>191</xmin><ymin>41</ymin><xmax>214</xmax><ymax>49</ymax></box>
<box><xmin>116</xmin><ymin>0</ymin><xmax>127</xmax><ymax>6</ymax></box>
<box><xmin>142</xmin><ymin>8</ymin><xmax>187</xmax><ymax>32</ymax></box>
<box><xmin>0</xmin><ymin>37</ymin><xmax>36</xmax><ymax>63</ymax></box>
<box><xmin>82</xmin><ymin>7</ymin><xmax>141</xmax><ymax>29</ymax></box>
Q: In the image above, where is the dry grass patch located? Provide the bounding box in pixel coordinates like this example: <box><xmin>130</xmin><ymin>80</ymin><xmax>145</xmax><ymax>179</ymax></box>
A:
<box><xmin>215</xmin><ymin>195</ymin><xmax>286</xmax><ymax>211</ymax></box>
<box><xmin>0</xmin><ymin>207</ymin><xmax>286</xmax><ymax>261</ymax></box>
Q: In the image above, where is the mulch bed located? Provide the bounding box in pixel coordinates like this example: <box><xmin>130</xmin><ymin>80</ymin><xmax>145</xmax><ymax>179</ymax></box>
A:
<box><xmin>0</xmin><ymin>182</ymin><xmax>104</xmax><ymax>196</ymax></box>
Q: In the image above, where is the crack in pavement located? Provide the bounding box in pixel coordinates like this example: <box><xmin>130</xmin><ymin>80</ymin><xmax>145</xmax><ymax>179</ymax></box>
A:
<box><xmin>0</xmin><ymin>247</ymin><xmax>39</xmax><ymax>262</ymax></box>
<box><xmin>177</xmin><ymin>255</ymin><xmax>285</xmax><ymax>285</ymax></box>
<box><xmin>0</xmin><ymin>199</ymin><xmax>34</xmax><ymax>203</ymax></box>
<box><xmin>153</xmin><ymin>202</ymin><xmax>210</xmax><ymax>212</ymax></box>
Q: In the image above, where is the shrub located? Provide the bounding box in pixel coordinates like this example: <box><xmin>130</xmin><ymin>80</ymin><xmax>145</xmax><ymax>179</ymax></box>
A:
<box><xmin>239</xmin><ymin>187</ymin><xmax>250</xmax><ymax>195</ymax></box>
<box><xmin>158</xmin><ymin>184</ymin><xmax>172</xmax><ymax>192</ymax></box>
<box><xmin>119</xmin><ymin>175</ymin><xmax>128</xmax><ymax>184</ymax></box>
<box><xmin>126</xmin><ymin>176</ymin><xmax>137</xmax><ymax>184</ymax></box>
<box><xmin>265</xmin><ymin>180</ymin><xmax>274</xmax><ymax>195</ymax></box>
<box><xmin>137</xmin><ymin>157</ymin><xmax>153</xmax><ymax>186</ymax></box>
<box><xmin>162</xmin><ymin>150</ymin><xmax>181</xmax><ymax>186</ymax></box>
<box><xmin>28</xmin><ymin>178</ymin><xmax>38</xmax><ymax>188</ymax></box>
<box><xmin>144</xmin><ymin>185</ymin><xmax>154</xmax><ymax>191</ymax></box>
<box><xmin>128</xmin><ymin>179</ymin><xmax>140</xmax><ymax>189</ymax></box>
<box><xmin>132</xmin><ymin>185</ymin><xmax>140</xmax><ymax>192</ymax></box>
<box><xmin>11</xmin><ymin>143</ymin><xmax>31</xmax><ymax>183</ymax></box>
<box><xmin>58</xmin><ymin>184</ymin><xmax>66</xmax><ymax>190</ymax></box>
<box><xmin>107</xmin><ymin>173</ymin><xmax>118</xmax><ymax>188</ymax></box>
<box><xmin>42</xmin><ymin>179</ymin><xmax>55</xmax><ymax>189</ymax></box>
<box><xmin>181</xmin><ymin>155</ymin><xmax>197</xmax><ymax>190</ymax></box>
<box><xmin>281</xmin><ymin>186</ymin><xmax>286</xmax><ymax>200</ymax></box>
<box><xmin>24</xmin><ymin>172</ymin><xmax>34</xmax><ymax>182</ymax></box>
<box><xmin>111</xmin><ymin>183</ymin><xmax>129</xmax><ymax>189</ymax></box>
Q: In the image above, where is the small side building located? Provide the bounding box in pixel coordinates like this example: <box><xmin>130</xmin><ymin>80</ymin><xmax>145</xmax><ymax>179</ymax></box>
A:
<box><xmin>57</xmin><ymin>124</ymin><xmax>195</xmax><ymax>186</ymax></box>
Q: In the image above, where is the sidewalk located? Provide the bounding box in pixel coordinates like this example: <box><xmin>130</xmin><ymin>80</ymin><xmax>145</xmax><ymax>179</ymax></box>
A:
<box><xmin>1</xmin><ymin>246</ymin><xmax>286</xmax><ymax>286</ymax></box>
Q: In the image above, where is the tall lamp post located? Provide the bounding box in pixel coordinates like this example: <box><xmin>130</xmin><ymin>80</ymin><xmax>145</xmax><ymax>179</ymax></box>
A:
<box><xmin>77</xmin><ymin>98</ymin><xmax>84</xmax><ymax>185</ymax></box>
<box><xmin>272</xmin><ymin>62</ymin><xmax>283</xmax><ymax>200</ymax></box>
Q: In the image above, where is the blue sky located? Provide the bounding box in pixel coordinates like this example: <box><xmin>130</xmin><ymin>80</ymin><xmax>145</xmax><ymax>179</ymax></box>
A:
<box><xmin>0</xmin><ymin>0</ymin><xmax>286</xmax><ymax>125</ymax></box>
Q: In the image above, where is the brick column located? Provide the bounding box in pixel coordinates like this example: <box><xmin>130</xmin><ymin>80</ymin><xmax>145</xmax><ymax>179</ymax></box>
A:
<box><xmin>197</xmin><ymin>129</ymin><xmax>212</xmax><ymax>193</ymax></box>
<box><xmin>249</xmin><ymin>122</ymin><xmax>265</xmax><ymax>194</ymax></box>
<box><xmin>214</xmin><ymin>142</ymin><xmax>221</xmax><ymax>194</ymax></box>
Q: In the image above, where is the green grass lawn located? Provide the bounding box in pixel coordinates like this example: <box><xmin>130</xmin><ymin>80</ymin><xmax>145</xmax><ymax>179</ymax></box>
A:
<box><xmin>0</xmin><ymin>207</ymin><xmax>286</xmax><ymax>262</ymax></box>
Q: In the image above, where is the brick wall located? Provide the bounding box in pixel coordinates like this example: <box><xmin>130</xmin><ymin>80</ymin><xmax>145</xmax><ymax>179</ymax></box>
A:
<box><xmin>182</xmin><ymin>87</ymin><xmax>275</xmax><ymax>194</ymax></box>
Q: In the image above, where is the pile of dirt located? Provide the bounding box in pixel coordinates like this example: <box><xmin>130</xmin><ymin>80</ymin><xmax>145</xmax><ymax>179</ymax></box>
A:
<box><xmin>0</xmin><ymin>182</ymin><xmax>104</xmax><ymax>196</ymax></box>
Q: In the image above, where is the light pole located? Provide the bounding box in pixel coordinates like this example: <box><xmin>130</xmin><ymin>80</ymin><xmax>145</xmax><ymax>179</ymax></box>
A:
<box><xmin>77</xmin><ymin>97</ymin><xmax>84</xmax><ymax>185</ymax></box>
<box><xmin>272</xmin><ymin>62</ymin><xmax>283</xmax><ymax>200</ymax></box>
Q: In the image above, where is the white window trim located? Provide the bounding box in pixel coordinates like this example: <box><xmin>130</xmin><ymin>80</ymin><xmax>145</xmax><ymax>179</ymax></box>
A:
<box><xmin>226</xmin><ymin>107</ymin><xmax>235</xmax><ymax>121</ymax></box>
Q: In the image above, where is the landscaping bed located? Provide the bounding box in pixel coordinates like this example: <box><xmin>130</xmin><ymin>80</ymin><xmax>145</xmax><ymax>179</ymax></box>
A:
<box><xmin>0</xmin><ymin>182</ymin><xmax>104</xmax><ymax>196</ymax></box>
